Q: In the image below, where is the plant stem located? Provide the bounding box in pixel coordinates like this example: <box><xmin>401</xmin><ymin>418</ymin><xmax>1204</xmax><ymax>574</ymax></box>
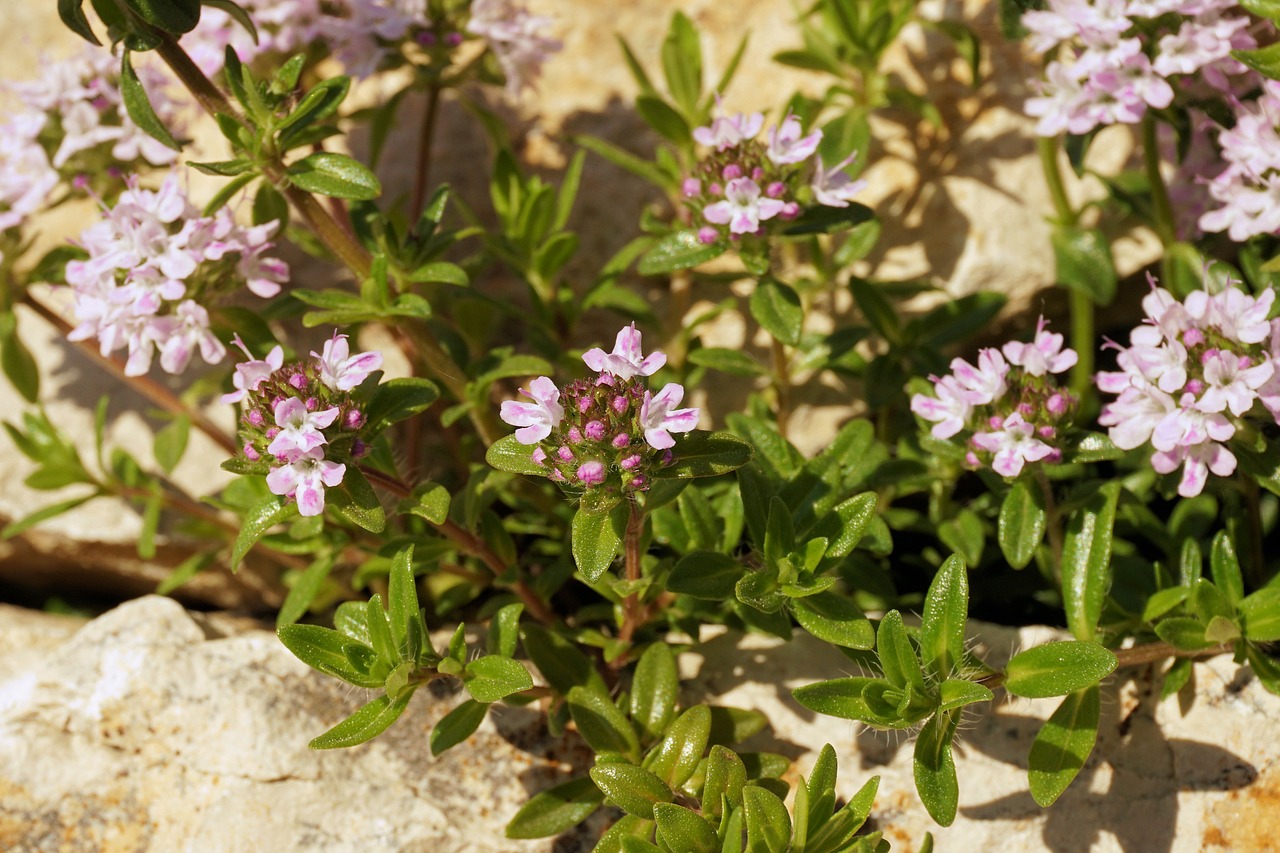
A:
<box><xmin>1242</xmin><ymin>477</ymin><xmax>1266</xmax><ymax>589</ymax></box>
<box><xmin>1141</xmin><ymin>114</ymin><xmax>1177</xmax><ymax>248</ymax></box>
<box><xmin>978</xmin><ymin>639</ymin><xmax>1232</xmax><ymax>691</ymax></box>
<box><xmin>360</xmin><ymin>466</ymin><xmax>557</xmax><ymax>625</ymax></box>
<box><xmin>22</xmin><ymin>293</ymin><xmax>240</xmax><ymax>456</ymax></box>
<box><xmin>772</xmin><ymin>337</ymin><xmax>792</xmax><ymax>440</ymax></box>
<box><xmin>615</xmin><ymin>501</ymin><xmax>646</xmax><ymax>656</ymax></box>
<box><xmin>1035</xmin><ymin>469</ymin><xmax>1063</xmax><ymax>583</ymax></box>
<box><xmin>411</xmin><ymin>84</ymin><xmax>442</xmax><ymax>218</ymax></box>
<box><xmin>1036</xmin><ymin>137</ymin><xmax>1095</xmax><ymax>401</ymax></box>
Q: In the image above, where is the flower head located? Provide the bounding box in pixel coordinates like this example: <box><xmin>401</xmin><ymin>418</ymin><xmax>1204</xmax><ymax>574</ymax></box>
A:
<box><xmin>582</xmin><ymin>323</ymin><xmax>667</xmax><ymax>379</ymax></box>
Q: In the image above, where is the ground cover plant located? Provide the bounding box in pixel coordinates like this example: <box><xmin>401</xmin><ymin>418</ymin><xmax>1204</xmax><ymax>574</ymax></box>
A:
<box><xmin>4</xmin><ymin>0</ymin><xmax>1280</xmax><ymax>849</ymax></box>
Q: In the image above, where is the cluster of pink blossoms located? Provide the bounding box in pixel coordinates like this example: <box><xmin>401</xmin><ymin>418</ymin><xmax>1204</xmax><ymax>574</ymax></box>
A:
<box><xmin>1196</xmin><ymin>81</ymin><xmax>1280</xmax><ymax>242</ymax></box>
<box><xmin>1022</xmin><ymin>0</ymin><xmax>1254</xmax><ymax>136</ymax></box>
<box><xmin>500</xmin><ymin>324</ymin><xmax>699</xmax><ymax>492</ymax></box>
<box><xmin>0</xmin><ymin>114</ymin><xmax>58</xmax><ymax>258</ymax></box>
<box><xmin>65</xmin><ymin>171</ymin><xmax>288</xmax><ymax>376</ymax></box>
<box><xmin>183</xmin><ymin>0</ymin><xmax>559</xmax><ymax>93</ymax></box>
<box><xmin>1097</xmin><ymin>280</ymin><xmax>1280</xmax><ymax>497</ymax></box>
<box><xmin>682</xmin><ymin>105</ymin><xmax>866</xmax><ymax>244</ymax></box>
<box><xmin>227</xmin><ymin>333</ymin><xmax>384</xmax><ymax>517</ymax></box>
<box><xmin>911</xmin><ymin>318</ymin><xmax>1079</xmax><ymax>478</ymax></box>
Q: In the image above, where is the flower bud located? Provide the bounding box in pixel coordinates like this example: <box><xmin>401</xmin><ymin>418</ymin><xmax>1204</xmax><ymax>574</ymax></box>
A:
<box><xmin>557</xmin><ymin>445</ymin><xmax>575</xmax><ymax>462</ymax></box>
<box><xmin>532</xmin><ymin>447</ymin><xmax>547</xmax><ymax>465</ymax></box>
<box><xmin>567</xmin><ymin>427</ymin><xmax>584</xmax><ymax>444</ymax></box>
<box><xmin>612</xmin><ymin>395</ymin><xmax>629</xmax><ymax>414</ymax></box>
<box><xmin>722</xmin><ymin>164</ymin><xmax>743</xmax><ymax>180</ymax></box>
<box><xmin>576</xmin><ymin>461</ymin><xmax>606</xmax><ymax>485</ymax></box>
<box><xmin>620</xmin><ymin>454</ymin><xmax>642</xmax><ymax>469</ymax></box>
<box><xmin>697</xmin><ymin>226</ymin><xmax>719</xmax><ymax>245</ymax></box>
<box><xmin>681</xmin><ymin>177</ymin><xmax>701</xmax><ymax>197</ymax></box>
<box><xmin>289</xmin><ymin>373</ymin><xmax>307</xmax><ymax>390</ymax></box>
<box><xmin>612</xmin><ymin>433</ymin><xmax>630</xmax><ymax>448</ymax></box>
<box><xmin>247</xmin><ymin>409</ymin><xmax>265</xmax><ymax>427</ymax></box>
<box><xmin>585</xmin><ymin>420</ymin><xmax>606</xmax><ymax>440</ymax></box>
<box><xmin>243</xmin><ymin>443</ymin><xmax>260</xmax><ymax>461</ymax></box>
<box><xmin>766</xmin><ymin>181</ymin><xmax>786</xmax><ymax>198</ymax></box>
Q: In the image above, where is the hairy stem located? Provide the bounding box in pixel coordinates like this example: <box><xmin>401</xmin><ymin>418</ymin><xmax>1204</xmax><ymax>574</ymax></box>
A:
<box><xmin>771</xmin><ymin>337</ymin><xmax>792</xmax><ymax>440</ymax></box>
<box><xmin>614</xmin><ymin>501</ymin><xmax>646</xmax><ymax>657</ymax></box>
<box><xmin>23</xmin><ymin>293</ymin><xmax>240</xmax><ymax>456</ymax></box>
<box><xmin>1035</xmin><ymin>469</ymin><xmax>1063</xmax><ymax>584</ymax></box>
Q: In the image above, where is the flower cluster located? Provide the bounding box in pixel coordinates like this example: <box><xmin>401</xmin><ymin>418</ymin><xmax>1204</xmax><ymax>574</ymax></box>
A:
<box><xmin>228</xmin><ymin>333</ymin><xmax>384</xmax><ymax>516</ymax></box>
<box><xmin>911</xmin><ymin>318</ymin><xmax>1079</xmax><ymax>478</ymax></box>
<box><xmin>1022</xmin><ymin>0</ymin><xmax>1254</xmax><ymax>136</ymax></box>
<box><xmin>1097</xmin><ymin>279</ymin><xmax>1280</xmax><ymax>497</ymax></box>
<box><xmin>0</xmin><ymin>113</ymin><xmax>58</xmax><ymax>255</ymax></box>
<box><xmin>500</xmin><ymin>324</ymin><xmax>699</xmax><ymax>492</ymax></box>
<box><xmin>65</xmin><ymin>171</ymin><xmax>289</xmax><ymax>376</ymax></box>
<box><xmin>12</xmin><ymin>46</ymin><xmax>185</xmax><ymax>176</ymax></box>
<box><xmin>182</xmin><ymin>0</ymin><xmax>324</xmax><ymax>76</ymax></box>
<box><xmin>466</xmin><ymin>0</ymin><xmax>562</xmax><ymax>95</ymax></box>
<box><xmin>1197</xmin><ymin>82</ymin><xmax>1280</xmax><ymax>242</ymax></box>
<box><xmin>681</xmin><ymin>105</ymin><xmax>866</xmax><ymax>244</ymax></box>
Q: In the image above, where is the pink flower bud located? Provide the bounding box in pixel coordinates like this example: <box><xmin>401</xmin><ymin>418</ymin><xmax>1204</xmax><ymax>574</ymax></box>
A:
<box><xmin>630</xmin><ymin>475</ymin><xmax>647</xmax><ymax>489</ymax></box>
<box><xmin>352</xmin><ymin>439</ymin><xmax>368</xmax><ymax>458</ymax></box>
<box><xmin>1038</xmin><ymin>426</ymin><xmax>1056</xmax><ymax>439</ymax></box>
<box><xmin>345</xmin><ymin>409</ymin><xmax>364</xmax><ymax>429</ymax></box>
<box><xmin>708</xmin><ymin>182</ymin><xmax>722</xmax><ymax>196</ymax></box>
<box><xmin>557</xmin><ymin>445</ymin><xmax>575</xmax><ymax>461</ymax></box>
<box><xmin>266</xmin><ymin>427</ymin><xmax>280</xmax><ymax>439</ymax></box>
<box><xmin>305</xmin><ymin>397</ymin><xmax>318</xmax><ymax>411</ymax></box>
<box><xmin>445</xmin><ymin>32</ymin><xmax>463</xmax><ymax>46</ymax></box>
<box><xmin>1183</xmin><ymin>328</ymin><xmax>1204</xmax><ymax>347</ymax></box>
<box><xmin>965</xmin><ymin>451</ymin><xmax>981</xmax><ymax>467</ymax></box>
<box><xmin>417</xmin><ymin>31</ymin><xmax>437</xmax><ymax>46</ymax></box>
<box><xmin>1017</xmin><ymin>402</ymin><xmax>1034</xmax><ymax>417</ymax></box>
<box><xmin>567</xmin><ymin>427</ymin><xmax>584</xmax><ymax>444</ymax></box>
<box><xmin>1186</xmin><ymin>378</ymin><xmax>1205</xmax><ymax>395</ymax></box>
<box><xmin>1046</xmin><ymin>393</ymin><xmax>1068</xmax><ymax>416</ymax></box>
<box><xmin>1200</xmin><ymin>348</ymin><xmax>1220</xmax><ymax>365</ymax></box>
<box><xmin>289</xmin><ymin>373</ymin><xmax>307</xmax><ymax>390</ymax></box>
<box><xmin>988</xmin><ymin>415</ymin><xmax>1004</xmax><ymax>430</ymax></box>
<box><xmin>549</xmin><ymin>469</ymin><xmax>565</xmax><ymax>482</ymax></box>
<box><xmin>247</xmin><ymin>409</ymin><xmax>265</xmax><ymax>427</ymax></box>
<box><xmin>620</xmin><ymin>454</ymin><xmax>642</xmax><ymax>469</ymax></box>
<box><xmin>1046</xmin><ymin>448</ymin><xmax>1062</xmax><ymax>463</ymax></box>
<box><xmin>243</xmin><ymin>443</ymin><xmax>260</xmax><ymax>461</ymax></box>
<box><xmin>579</xmin><ymin>397</ymin><xmax>593</xmax><ymax>414</ymax></box>
<box><xmin>612</xmin><ymin>433</ymin><xmax>630</xmax><ymax>448</ymax></box>
<box><xmin>722</xmin><ymin>164</ymin><xmax>743</xmax><ymax>181</ymax></box>
<box><xmin>585</xmin><ymin>420</ymin><xmax>606</xmax><ymax>440</ymax></box>
<box><xmin>596</xmin><ymin>373</ymin><xmax>616</xmax><ymax>387</ymax></box>
<box><xmin>681</xmin><ymin>177</ymin><xmax>701</xmax><ymax>197</ymax></box>
<box><xmin>780</xmin><ymin>202</ymin><xmax>801</xmax><ymax>220</ymax></box>
<box><xmin>1240</xmin><ymin>355</ymin><xmax>1254</xmax><ymax>369</ymax></box>
<box><xmin>661</xmin><ymin>449</ymin><xmax>674</xmax><ymax>465</ymax></box>
<box><xmin>697</xmin><ymin>226</ymin><xmax>719</xmax><ymax>245</ymax></box>
<box><xmin>576</xmin><ymin>461</ymin><xmax>606</xmax><ymax>485</ymax></box>
<box><xmin>751</xmin><ymin>167</ymin><xmax>764</xmax><ymax>181</ymax></box>
<box><xmin>532</xmin><ymin>447</ymin><xmax>547</xmax><ymax>465</ymax></box>
<box><xmin>766</xmin><ymin>182</ymin><xmax>786</xmax><ymax>198</ymax></box>
<box><xmin>612</xmin><ymin>395</ymin><xmax>629</xmax><ymax>414</ymax></box>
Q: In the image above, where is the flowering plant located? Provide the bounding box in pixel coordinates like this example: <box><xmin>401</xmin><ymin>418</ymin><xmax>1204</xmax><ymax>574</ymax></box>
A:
<box><xmin>2</xmin><ymin>0</ymin><xmax>1280</xmax><ymax>849</ymax></box>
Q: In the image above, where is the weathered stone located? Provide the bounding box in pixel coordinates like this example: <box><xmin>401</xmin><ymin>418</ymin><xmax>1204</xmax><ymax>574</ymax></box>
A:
<box><xmin>2</xmin><ymin>599</ymin><xmax>1277</xmax><ymax>851</ymax></box>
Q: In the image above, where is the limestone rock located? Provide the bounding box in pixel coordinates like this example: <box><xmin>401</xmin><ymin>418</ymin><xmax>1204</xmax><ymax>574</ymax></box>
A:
<box><xmin>3</xmin><ymin>599</ymin><xmax>1277</xmax><ymax>851</ymax></box>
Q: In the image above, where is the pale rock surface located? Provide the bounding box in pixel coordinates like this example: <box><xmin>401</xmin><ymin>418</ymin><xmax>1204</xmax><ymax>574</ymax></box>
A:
<box><xmin>2</xmin><ymin>599</ymin><xmax>1277</xmax><ymax>851</ymax></box>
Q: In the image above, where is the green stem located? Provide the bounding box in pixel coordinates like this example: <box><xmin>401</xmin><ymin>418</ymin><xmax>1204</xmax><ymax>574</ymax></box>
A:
<box><xmin>410</xmin><ymin>84</ymin><xmax>442</xmax><ymax>218</ymax></box>
<box><xmin>1035</xmin><ymin>469</ymin><xmax>1063</xmax><ymax>585</ymax></box>
<box><xmin>1141</xmin><ymin>114</ymin><xmax>1177</xmax><ymax>248</ymax></box>
<box><xmin>1036</xmin><ymin>137</ymin><xmax>1078</xmax><ymax>228</ymax></box>
<box><xmin>613</xmin><ymin>501</ymin><xmax>646</xmax><ymax>660</ymax></box>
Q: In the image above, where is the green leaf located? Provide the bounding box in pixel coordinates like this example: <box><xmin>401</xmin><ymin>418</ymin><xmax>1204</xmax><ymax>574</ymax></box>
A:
<box><xmin>1061</xmin><ymin>481</ymin><xmax>1120</xmax><ymax>642</ymax></box>
<box><xmin>486</xmin><ymin>434</ymin><xmax>546</xmax><ymax>476</ymax></box>
<box><xmin>465</xmin><ymin>655</ymin><xmax>534</xmax><ymax>702</ymax></box>
<box><xmin>998</xmin><ymin>478</ymin><xmax>1046</xmax><ymax>569</ymax></box>
<box><xmin>661</xmin><ymin>11</ymin><xmax>702</xmax><ymax>117</ymax></box>
<box><xmin>643</xmin><ymin>704</ymin><xmax>711</xmax><ymax>788</ymax></box>
<box><xmin>913</xmin><ymin>712</ymin><xmax>960</xmax><ymax>826</ymax></box>
<box><xmin>637</xmin><ymin>230</ymin><xmax>724</xmax><ymax>275</ymax></box>
<box><xmin>206</xmin><ymin>0</ymin><xmax>259</xmax><ymax>44</ymax></box>
<box><xmin>506</xmin><ymin>776</ymin><xmax>603</xmax><ymax>839</ymax></box>
<box><xmin>636</xmin><ymin>95</ymin><xmax>692</xmax><ymax>145</ymax></box>
<box><xmin>364</xmin><ymin>378</ymin><xmax>440</xmax><ymax>436</ymax></box>
<box><xmin>877</xmin><ymin>610</ymin><xmax>926</xmax><ymax>694</ymax></box>
<box><xmin>121</xmin><ymin>52</ymin><xmax>181</xmax><ymax>152</ymax></box>
<box><xmin>667</xmin><ymin>550</ymin><xmax>742</xmax><ymax>599</ymax></box>
<box><xmin>1240</xmin><ymin>587</ymin><xmax>1280</xmax><ymax>642</ymax></box>
<box><xmin>589</xmin><ymin>764</ymin><xmax>672</xmax><ymax>819</ymax></box>
<box><xmin>703</xmin><ymin>745</ymin><xmax>748</xmax><ymax>818</ymax></box>
<box><xmin>783</xmin><ymin>202</ymin><xmax>875</xmax><ymax>236</ymax></box>
<box><xmin>0</xmin><ymin>312</ymin><xmax>39</xmax><ymax>403</ymax></box>
<box><xmin>309</xmin><ymin>690</ymin><xmax>415</xmax><ymax>749</ymax></box>
<box><xmin>287</xmin><ymin>152</ymin><xmax>381</xmax><ymax>200</ymax></box>
<box><xmin>1155</xmin><ymin>616</ymin><xmax>1217</xmax><ymax>651</ymax></box>
<box><xmin>231</xmin><ymin>495</ymin><xmax>299</xmax><ymax>570</ymax></box>
<box><xmin>278</xmin><ymin>76</ymin><xmax>350</xmax><ymax>136</ymax></box>
<box><xmin>707</xmin><ymin>706</ymin><xmax>768</xmax><ymax>746</ymax></box>
<box><xmin>1004</xmin><ymin>641</ymin><xmax>1118</xmax><ymax>698</ymax></box>
<box><xmin>653</xmin><ymin>803</ymin><xmax>718</xmax><ymax>853</ymax></box>
<box><xmin>572</xmin><ymin>504</ymin><xmax>622</xmax><ymax>583</ymax></box>
<box><xmin>1</xmin><ymin>493</ymin><xmax>99</xmax><ymax>540</ymax></box>
<box><xmin>656</xmin><ymin>431</ymin><xmax>753</xmax><ymax>479</ymax></box>
<box><xmin>937</xmin><ymin>679</ymin><xmax>993</xmax><ymax>713</ymax></box>
<box><xmin>387</xmin><ymin>545</ymin><xmax>420</xmax><ymax>659</ymax></box>
<box><xmin>1232</xmin><ymin>43</ymin><xmax>1280</xmax><ymax>79</ymax></box>
<box><xmin>808</xmin><ymin>774</ymin><xmax>879</xmax><ymax>852</ymax></box>
<box><xmin>742</xmin><ymin>785</ymin><xmax>791</xmax><ymax>853</ymax></box>
<box><xmin>1210</xmin><ymin>530</ymin><xmax>1244</xmax><ymax>608</ymax></box>
<box><xmin>848</xmin><ymin>278</ymin><xmax>900</xmax><ymax>345</ymax></box>
<box><xmin>1028</xmin><ymin>686</ymin><xmax>1100</xmax><ymax>807</ymax></box>
<box><xmin>793</xmin><ymin>592</ymin><xmax>874</xmax><ymax>649</ymax></box>
<box><xmin>521</xmin><ymin>624</ymin><xmax>608</xmax><ymax>695</ymax></box>
<box><xmin>750</xmin><ymin>279</ymin><xmax>803</xmax><ymax>347</ymax></box>
<box><xmin>277</xmin><ymin>623</ymin><xmax>381</xmax><ymax>688</ymax></box>
<box><xmin>59</xmin><ymin>0</ymin><xmax>101</xmax><ymax>44</ymax></box>
<box><xmin>1241</xmin><ymin>0</ymin><xmax>1280</xmax><ymax>22</ymax></box>
<box><xmin>688</xmin><ymin>347</ymin><xmax>768</xmax><ymax>376</ymax></box>
<box><xmin>568</xmin><ymin>686</ymin><xmax>639</xmax><ymax>758</ymax></box>
<box><xmin>792</xmin><ymin>677</ymin><xmax>878</xmax><ymax>722</ymax></box>
<box><xmin>920</xmin><ymin>554</ymin><xmax>968</xmax><ymax>682</ymax></box>
<box><xmin>631</xmin><ymin>643</ymin><xmax>679</xmax><ymax>740</ymax></box>
<box><xmin>1052</xmin><ymin>227</ymin><xmax>1116</xmax><ymax>304</ymax></box>
<box><xmin>328</xmin><ymin>467</ymin><xmax>386</xmax><ymax>533</ymax></box>
<box><xmin>152</xmin><ymin>415</ymin><xmax>189</xmax><ymax>475</ymax></box>
<box><xmin>277</xmin><ymin>553</ymin><xmax>335</xmax><ymax>627</ymax></box>
<box><xmin>403</xmin><ymin>481</ymin><xmax>451</xmax><ymax>526</ymax></box>
<box><xmin>430</xmin><ymin>700</ymin><xmax>487</xmax><ymax>756</ymax></box>
<box><xmin>487</xmin><ymin>602</ymin><xmax>523</xmax><ymax>658</ymax></box>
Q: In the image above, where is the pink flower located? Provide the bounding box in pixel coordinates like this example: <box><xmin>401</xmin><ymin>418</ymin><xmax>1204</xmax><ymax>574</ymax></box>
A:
<box><xmin>222</xmin><ymin>335</ymin><xmax>285</xmax><ymax>404</ymax></box>
<box><xmin>467</xmin><ymin>0</ymin><xmax>562</xmax><ymax>95</ymax></box>
<box><xmin>153</xmin><ymin>300</ymin><xmax>226</xmax><ymax>375</ymax></box>
<box><xmin>1197</xmin><ymin>351</ymin><xmax>1272</xmax><ymax>416</ymax></box>
<box><xmin>500</xmin><ymin>376</ymin><xmax>564</xmax><ymax>444</ymax></box>
<box><xmin>267</xmin><ymin>397</ymin><xmax>339</xmax><ymax>456</ymax></box>
<box><xmin>639</xmin><ymin>383</ymin><xmax>699</xmax><ymax>450</ymax></box>
<box><xmin>911</xmin><ymin>375</ymin><xmax>972</xmax><ymax>440</ymax></box>
<box><xmin>703</xmin><ymin>178</ymin><xmax>787</xmax><ymax>235</ymax></box>
<box><xmin>693</xmin><ymin>107</ymin><xmax>764</xmax><ymax>151</ymax></box>
<box><xmin>971</xmin><ymin>413</ymin><xmax>1055</xmax><ymax>477</ymax></box>
<box><xmin>766</xmin><ymin>115</ymin><xmax>822</xmax><ymax>165</ymax></box>
<box><xmin>1002</xmin><ymin>317</ymin><xmax>1077</xmax><ymax>377</ymax></box>
<box><xmin>1152</xmin><ymin>441</ymin><xmax>1236</xmax><ymax>498</ymax></box>
<box><xmin>312</xmin><ymin>332</ymin><xmax>384</xmax><ymax>391</ymax></box>
<box><xmin>266</xmin><ymin>448</ymin><xmax>346</xmax><ymax>517</ymax></box>
<box><xmin>950</xmin><ymin>349</ymin><xmax>1009</xmax><ymax>406</ymax></box>
<box><xmin>582</xmin><ymin>323</ymin><xmax>667</xmax><ymax>379</ymax></box>
<box><xmin>810</xmin><ymin>154</ymin><xmax>868</xmax><ymax>208</ymax></box>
